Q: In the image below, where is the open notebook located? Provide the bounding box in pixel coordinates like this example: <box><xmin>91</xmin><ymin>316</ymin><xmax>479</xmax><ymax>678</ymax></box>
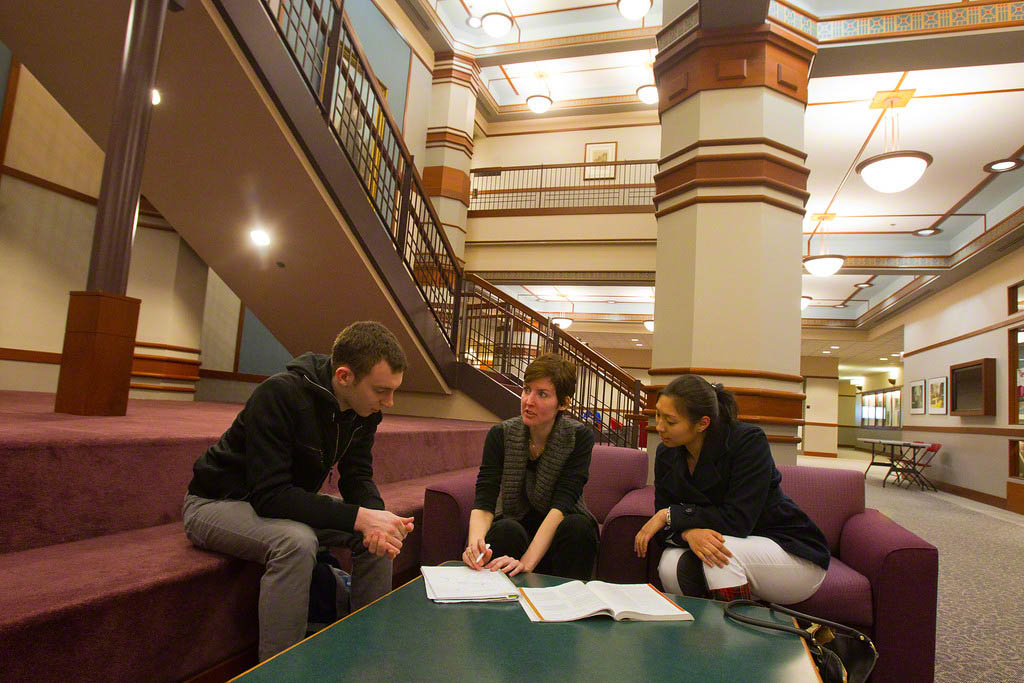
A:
<box><xmin>420</xmin><ymin>566</ymin><xmax>519</xmax><ymax>603</ymax></box>
<box><xmin>518</xmin><ymin>581</ymin><xmax>693</xmax><ymax>622</ymax></box>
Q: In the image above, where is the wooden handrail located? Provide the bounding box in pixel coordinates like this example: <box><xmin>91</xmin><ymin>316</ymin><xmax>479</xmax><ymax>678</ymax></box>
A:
<box><xmin>472</xmin><ymin>160</ymin><xmax>658</xmax><ymax>174</ymax></box>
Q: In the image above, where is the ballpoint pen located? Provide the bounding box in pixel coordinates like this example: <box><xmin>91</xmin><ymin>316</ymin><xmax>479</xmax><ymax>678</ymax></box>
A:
<box><xmin>474</xmin><ymin>543</ymin><xmax>491</xmax><ymax>564</ymax></box>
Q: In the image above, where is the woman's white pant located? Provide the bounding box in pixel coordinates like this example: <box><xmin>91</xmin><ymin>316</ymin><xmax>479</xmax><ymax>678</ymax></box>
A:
<box><xmin>658</xmin><ymin>534</ymin><xmax>826</xmax><ymax>605</ymax></box>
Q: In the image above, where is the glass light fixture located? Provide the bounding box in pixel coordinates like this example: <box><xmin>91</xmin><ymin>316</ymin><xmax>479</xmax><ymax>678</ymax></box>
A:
<box><xmin>803</xmin><ymin>254</ymin><xmax>844</xmax><ymax>277</ymax></box>
<box><xmin>617</xmin><ymin>0</ymin><xmax>652</xmax><ymax>21</ymax></box>
<box><xmin>526</xmin><ymin>94</ymin><xmax>552</xmax><ymax>114</ymax></box>
<box><xmin>250</xmin><ymin>229</ymin><xmax>270</xmax><ymax>246</ymax></box>
<box><xmin>151</xmin><ymin>89</ymin><xmax>161</xmax><ymax>105</ymax></box>
<box><xmin>913</xmin><ymin>227</ymin><xmax>941</xmax><ymax>237</ymax></box>
<box><xmin>800</xmin><ymin>296</ymin><xmax>812</xmax><ymax>310</ymax></box>
<box><xmin>466</xmin><ymin>16</ymin><xmax>482</xmax><ymax>29</ymax></box>
<box><xmin>984</xmin><ymin>158</ymin><xmax>1022</xmax><ymax>173</ymax></box>
<box><xmin>643</xmin><ymin>320</ymin><xmax>654</xmax><ymax>332</ymax></box>
<box><xmin>854</xmin><ymin>282</ymin><xmax>873</xmax><ymax>288</ymax></box>
<box><xmin>481</xmin><ymin>12</ymin><xmax>513</xmax><ymax>38</ymax></box>
<box><xmin>856</xmin><ymin>96</ymin><xmax>931</xmax><ymax>193</ymax></box>
<box><xmin>636</xmin><ymin>84</ymin><xmax>658</xmax><ymax>104</ymax></box>
<box><xmin>551</xmin><ymin>317</ymin><xmax>572</xmax><ymax>329</ymax></box>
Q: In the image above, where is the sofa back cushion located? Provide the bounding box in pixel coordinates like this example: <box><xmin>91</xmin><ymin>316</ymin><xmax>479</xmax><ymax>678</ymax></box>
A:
<box><xmin>777</xmin><ymin>465</ymin><xmax>864</xmax><ymax>553</ymax></box>
<box><xmin>583</xmin><ymin>446</ymin><xmax>649</xmax><ymax>523</ymax></box>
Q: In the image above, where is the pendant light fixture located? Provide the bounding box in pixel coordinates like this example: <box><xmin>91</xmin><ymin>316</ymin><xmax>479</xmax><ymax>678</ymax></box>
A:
<box><xmin>856</xmin><ymin>91</ymin><xmax>932</xmax><ymax>193</ymax></box>
<box><xmin>803</xmin><ymin>214</ymin><xmax>844</xmax><ymax>277</ymax></box>
<box><xmin>636</xmin><ymin>84</ymin><xmax>658</xmax><ymax>104</ymax></box>
<box><xmin>551</xmin><ymin>316</ymin><xmax>573</xmax><ymax>329</ymax></box>
<box><xmin>617</xmin><ymin>0</ymin><xmax>652</xmax><ymax>21</ymax></box>
<box><xmin>481</xmin><ymin>12</ymin><xmax>513</xmax><ymax>38</ymax></box>
<box><xmin>526</xmin><ymin>71</ymin><xmax>553</xmax><ymax>114</ymax></box>
<box><xmin>800</xmin><ymin>296</ymin><xmax>813</xmax><ymax>311</ymax></box>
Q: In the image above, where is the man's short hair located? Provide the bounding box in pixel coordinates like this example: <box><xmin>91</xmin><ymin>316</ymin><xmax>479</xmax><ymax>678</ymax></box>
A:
<box><xmin>331</xmin><ymin>321</ymin><xmax>407</xmax><ymax>381</ymax></box>
<box><xmin>523</xmin><ymin>353</ymin><xmax>577</xmax><ymax>407</ymax></box>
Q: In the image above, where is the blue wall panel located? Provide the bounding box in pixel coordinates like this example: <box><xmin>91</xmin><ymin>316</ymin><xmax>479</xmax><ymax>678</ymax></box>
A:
<box><xmin>345</xmin><ymin>0</ymin><xmax>411</xmax><ymax>130</ymax></box>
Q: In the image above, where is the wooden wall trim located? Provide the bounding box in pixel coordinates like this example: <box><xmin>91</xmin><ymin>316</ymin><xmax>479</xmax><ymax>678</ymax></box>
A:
<box><xmin>0</xmin><ymin>58</ymin><xmax>20</xmax><ymax>172</ymax></box>
<box><xmin>902</xmin><ymin>311</ymin><xmax>1024</xmax><ymax>359</ymax></box>
<box><xmin>654</xmin><ymin>193</ymin><xmax>806</xmax><ymax>218</ymax></box>
<box><xmin>804</xmin><ymin>421</ymin><xmax>839</xmax><ymax>428</ymax></box>
<box><xmin>473</xmin><ymin>159</ymin><xmax>657</xmax><ymax>174</ymax></box>
<box><xmin>0</xmin><ymin>347</ymin><xmax>61</xmax><ymax>364</ymax></box>
<box><xmin>740</xmin><ymin>415</ymin><xmax>804</xmax><ymax>426</ymax></box>
<box><xmin>422</xmin><ymin>165</ymin><xmax>471</xmax><ymax>206</ymax></box>
<box><xmin>804</xmin><ymin>375</ymin><xmax>839</xmax><ymax>380</ymax></box>
<box><xmin>135</xmin><ymin>340</ymin><xmax>201</xmax><ymax>354</ymax></box>
<box><xmin>2</xmin><ymin>164</ymin><xmax>97</xmax><ymax>205</ymax></box>
<box><xmin>901</xmin><ymin>425</ymin><xmax>1024</xmax><ymax>437</ymax></box>
<box><xmin>932</xmin><ymin>480</ymin><xmax>1006</xmax><ymax>510</ymax></box>
<box><xmin>198</xmin><ymin>368</ymin><xmax>269</xmax><ymax>383</ymax></box>
<box><xmin>659</xmin><ymin>137</ymin><xmax>808</xmax><ymax>166</ymax></box>
<box><xmin>767</xmin><ymin>435</ymin><xmax>801</xmax><ymax>444</ymax></box>
<box><xmin>648</xmin><ymin>367</ymin><xmax>804</xmax><ymax>383</ymax></box>
<box><xmin>129</xmin><ymin>382</ymin><xmax>197</xmax><ymax>393</ymax></box>
<box><xmin>802</xmin><ymin>450</ymin><xmax>837</xmax><ymax>458</ymax></box>
<box><xmin>133</xmin><ymin>353</ymin><xmax>200</xmax><ymax>366</ymax></box>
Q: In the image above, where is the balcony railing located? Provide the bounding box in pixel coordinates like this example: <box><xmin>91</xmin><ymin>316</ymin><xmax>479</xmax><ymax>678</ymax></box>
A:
<box><xmin>458</xmin><ymin>275</ymin><xmax>646</xmax><ymax>448</ymax></box>
<box><xmin>259</xmin><ymin>0</ymin><xmax>646</xmax><ymax>446</ymax></box>
<box><xmin>469</xmin><ymin>161</ymin><xmax>657</xmax><ymax>214</ymax></box>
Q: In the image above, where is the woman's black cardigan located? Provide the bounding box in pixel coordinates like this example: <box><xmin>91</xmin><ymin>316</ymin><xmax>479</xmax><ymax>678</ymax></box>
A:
<box><xmin>655</xmin><ymin>421</ymin><xmax>830</xmax><ymax>570</ymax></box>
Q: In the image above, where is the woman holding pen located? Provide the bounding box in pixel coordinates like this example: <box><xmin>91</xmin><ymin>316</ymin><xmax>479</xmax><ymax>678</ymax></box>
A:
<box><xmin>462</xmin><ymin>354</ymin><xmax>599</xmax><ymax>580</ymax></box>
<box><xmin>634</xmin><ymin>375</ymin><xmax>829</xmax><ymax>604</ymax></box>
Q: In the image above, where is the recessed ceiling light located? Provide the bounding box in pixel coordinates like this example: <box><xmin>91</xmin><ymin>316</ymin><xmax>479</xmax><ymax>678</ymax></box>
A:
<box><xmin>250</xmin><ymin>229</ymin><xmax>270</xmax><ymax>246</ymax></box>
<box><xmin>834</xmin><ymin>303</ymin><xmax>847</xmax><ymax>309</ymax></box>
<box><xmin>151</xmin><ymin>88</ymin><xmax>161</xmax><ymax>105</ymax></box>
<box><xmin>879</xmin><ymin>357</ymin><xmax>889</xmax><ymax>361</ymax></box>
<box><xmin>631</xmin><ymin>338</ymin><xmax>639</xmax><ymax>342</ymax></box>
<box><xmin>822</xmin><ymin>350</ymin><xmax>831</xmax><ymax>354</ymax></box>
<box><xmin>984</xmin><ymin>158</ymin><xmax>1023</xmax><ymax>173</ymax></box>
<box><xmin>607</xmin><ymin>300</ymin><xmax>616</xmax><ymax>304</ymax></box>
<box><xmin>466</xmin><ymin>16</ymin><xmax>482</xmax><ymax>29</ymax></box>
<box><xmin>481</xmin><ymin>12</ymin><xmax>513</xmax><ymax>38</ymax></box>
<box><xmin>635</xmin><ymin>343</ymin><xmax>643</xmax><ymax>347</ymax></box>
<box><xmin>854</xmin><ymin>282</ymin><xmax>872</xmax><ymax>288</ymax></box>
<box><xmin>913</xmin><ymin>227</ymin><xmax>941</xmax><ymax>237</ymax></box>
<box><xmin>831</xmin><ymin>345</ymin><xmax>840</xmax><ymax>349</ymax></box>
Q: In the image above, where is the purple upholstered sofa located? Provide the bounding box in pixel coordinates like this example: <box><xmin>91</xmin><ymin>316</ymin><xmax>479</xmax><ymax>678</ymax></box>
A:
<box><xmin>422</xmin><ymin>462</ymin><xmax>937</xmax><ymax>683</ymax></box>
<box><xmin>421</xmin><ymin>444</ymin><xmax>650</xmax><ymax>576</ymax></box>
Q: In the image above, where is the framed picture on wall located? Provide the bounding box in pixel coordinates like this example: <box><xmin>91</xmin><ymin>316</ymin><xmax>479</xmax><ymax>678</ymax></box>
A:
<box><xmin>927</xmin><ymin>376</ymin><xmax>947</xmax><ymax>414</ymax></box>
<box><xmin>583</xmin><ymin>141</ymin><xmax>617</xmax><ymax>180</ymax></box>
<box><xmin>909</xmin><ymin>379</ymin><xmax>926</xmax><ymax>414</ymax></box>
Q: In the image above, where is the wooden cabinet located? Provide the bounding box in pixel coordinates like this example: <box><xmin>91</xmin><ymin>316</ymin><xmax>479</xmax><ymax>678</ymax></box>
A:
<box><xmin>949</xmin><ymin>358</ymin><xmax>996</xmax><ymax>416</ymax></box>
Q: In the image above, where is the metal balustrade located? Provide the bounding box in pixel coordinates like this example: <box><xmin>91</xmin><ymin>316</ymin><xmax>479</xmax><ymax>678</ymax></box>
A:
<box><xmin>258</xmin><ymin>0</ymin><xmax>645</xmax><ymax>446</ymax></box>
<box><xmin>470</xmin><ymin>161</ymin><xmax>657</xmax><ymax>212</ymax></box>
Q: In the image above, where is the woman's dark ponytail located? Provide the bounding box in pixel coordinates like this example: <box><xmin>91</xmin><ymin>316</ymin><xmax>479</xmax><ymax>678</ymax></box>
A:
<box><xmin>661</xmin><ymin>375</ymin><xmax>738</xmax><ymax>431</ymax></box>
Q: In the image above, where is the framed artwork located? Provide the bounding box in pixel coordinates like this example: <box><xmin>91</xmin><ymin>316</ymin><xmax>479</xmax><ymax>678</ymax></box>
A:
<box><xmin>909</xmin><ymin>380</ymin><xmax>926</xmax><ymax>414</ymax></box>
<box><xmin>583</xmin><ymin>141</ymin><xmax>617</xmax><ymax>180</ymax></box>
<box><xmin>927</xmin><ymin>376</ymin><xmax>947</xmax><ymax>415</ymax></box>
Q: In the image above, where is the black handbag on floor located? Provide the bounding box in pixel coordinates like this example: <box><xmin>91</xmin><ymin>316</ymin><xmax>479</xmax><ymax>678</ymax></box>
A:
<box><xmin>724</xmin><ymin>599</ymin><xmax>878</xmax><ymax>683</ymax></box>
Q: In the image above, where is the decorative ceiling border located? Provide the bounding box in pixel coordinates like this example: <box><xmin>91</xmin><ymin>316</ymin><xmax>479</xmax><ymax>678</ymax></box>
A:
<box><xmin>769</xmin><ymin>0</ymin><xmax>1024</xmax><ymax>44</ymax></box>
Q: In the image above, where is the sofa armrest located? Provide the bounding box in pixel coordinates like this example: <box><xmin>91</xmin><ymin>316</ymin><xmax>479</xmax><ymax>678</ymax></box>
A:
<box><xmin>595</xmin><ymin>485</ymin><xmax>659</xmax><ymax>584</ymax></box>
<box><xmin>421</xmin><ymin>470</ymin><xmax>478</xmax><ymax>567</ymax></box>
<box><xmin>841</xmin><ymin>508</ymin><xmax>938</xmax><ymax>682</ymax></box>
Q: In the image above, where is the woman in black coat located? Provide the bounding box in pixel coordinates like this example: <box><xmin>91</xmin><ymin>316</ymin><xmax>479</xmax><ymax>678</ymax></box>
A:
<box><xmin>634</xmin><ymin>375</ymin><xmax>829</xmax><ymax>603</ymax></box>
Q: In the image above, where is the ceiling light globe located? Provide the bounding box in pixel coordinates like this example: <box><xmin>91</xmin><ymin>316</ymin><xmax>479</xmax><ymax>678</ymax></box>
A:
<box><xmin>551</xmin><ymin>317</ymin><xmax>573</xmax><ymax>329</ymax></box>
<box><xmin>856</xmin><ymin>151</ymin><xmax>932</xmax><ymax>193</ymax></box>
<box><xmin>636</xmin><ymin>84</ymin><xmax>658</xmax><ymax>104</ymax></box>
<box><xmin>643</xmin><ymin>320</ymin><xmax>654</xmax><ymax>332</ymax></box>
<box><xmin>481</xmin><ymin>12</ymin><xmax>513</xmax><ymax>38</ymax></box>
<box><xmin>466</xmin><ymin>16</ymin><xmax>482</xmax><ymax>29</ymax></box>
<box><xmin>250</xmin><ymin>229</ymin><xmax>270</xmax><ymax>247</ymax></box>
<box><xmin>800</xmin><ymin>296</ymin><xmax>813</xmax><ymax>311</ymax></box>
<box><xmin>526</xmin><ymin>94</ymin><xmax>552</xmax><ymax>114</ymax></box>
<box><xmin>803</xmin><ymin>254</ymin><xmax>845</xmax><ymax>277</ymax></box>
<box><xmin>617</xmin><ymin>0</ymin><xmax>652</xmax><ymax>21</ymax></box>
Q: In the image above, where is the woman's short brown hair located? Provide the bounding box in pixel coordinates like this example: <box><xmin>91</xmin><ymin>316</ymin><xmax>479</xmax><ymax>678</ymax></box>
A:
<box><xmin>523</xmin><ymin>354</ymin><xmax>577</xmax><ymax>407</ymax></box>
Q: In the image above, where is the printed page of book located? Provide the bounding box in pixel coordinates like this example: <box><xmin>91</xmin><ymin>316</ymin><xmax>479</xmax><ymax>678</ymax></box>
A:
<box><xmin>420</xmin><ymin>566</ymin><xmax>519</xmax><ymax>602</ymax></box>
<box><xmin>518</xmin><ymin>580</ymin><xmax>610</xmax><ymax>622</ymax></box>
<box><xmin>587</xmin><ymin>582</ymin><xmax>693</xmax><ymax>621</ymax></box>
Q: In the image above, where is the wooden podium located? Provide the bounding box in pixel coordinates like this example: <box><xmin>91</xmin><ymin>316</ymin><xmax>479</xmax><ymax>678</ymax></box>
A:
<box><xmin>54</xmin><ymin>291</ymin><xmax>141</xmax><ymax>416</ymax></box>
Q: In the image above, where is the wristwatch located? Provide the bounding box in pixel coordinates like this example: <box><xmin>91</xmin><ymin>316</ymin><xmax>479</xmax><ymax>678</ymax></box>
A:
<box><xmin>665</xmin><ymin>507</ymin><xmax>671</xmax><ymax>529</ymax></box>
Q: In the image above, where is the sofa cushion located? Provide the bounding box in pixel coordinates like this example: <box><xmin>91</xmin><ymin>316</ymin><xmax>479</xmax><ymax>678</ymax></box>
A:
<box><xmin>0</xmin><ymin>523</ymin><xmax>260</xmax><ymax>682</ymax></box>
<box><xmin>778</xmin><ymin>465</ymin><xmax>864</xmax><ymax>554</ymax></box>
<box><xmin>583</xmin><ymin>446</ymin><xmax>648</xmax><ymax>523</ymax></box>
<box><xmin>787</xmin><ymin>557</ymin><xmax>873</xmax><ymax>629</ymax></box>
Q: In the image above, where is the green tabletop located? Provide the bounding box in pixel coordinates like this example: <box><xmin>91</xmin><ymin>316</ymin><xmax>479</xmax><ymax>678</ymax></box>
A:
<box><xmin>234</xmin><ymin>571</ymin><xmax>818</xmax><ymax>682</ymax></box>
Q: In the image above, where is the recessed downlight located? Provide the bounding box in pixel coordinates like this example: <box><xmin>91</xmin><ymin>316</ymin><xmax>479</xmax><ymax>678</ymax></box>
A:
<box><xmin>834</xmin><ymin>303</ymin><xmax>847</xmax><ymax>309</ymax></box>
<box><xmin>250</xmin><ymin>229</ymin><xmax>270</xmax><ymax>246</ymax></box>
<box><xmin>984</xmin><ymin>158</ymin><xmax>1023</xmax><ymax>173</ymax></box>
<box><xmin>913</xmin><ymin>227</ymin><xmax>942</xmax><ymax>237</ymax></box>
<box><xmin>854</xmin><ymin>282</ymin><xmax>873</xmax><ymax>289</ymax></box>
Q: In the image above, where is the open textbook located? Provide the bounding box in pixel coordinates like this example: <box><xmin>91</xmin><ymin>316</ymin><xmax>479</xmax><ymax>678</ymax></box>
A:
<box><xmin>518</xmin><ymin>581</ymin><xmax>693</xmax><ymax>622</ymax></box>
<box><xmin>420</xmin><ymin>565</ymin><xmax>519</xmax><ymax>603</ymax></box>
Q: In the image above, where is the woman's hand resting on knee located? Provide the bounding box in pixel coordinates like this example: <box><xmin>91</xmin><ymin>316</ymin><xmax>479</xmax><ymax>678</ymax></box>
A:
<box><xmin>681</xmin><ymin>528</ymin><xmax>732</xmax><ymax>568</ymax></box>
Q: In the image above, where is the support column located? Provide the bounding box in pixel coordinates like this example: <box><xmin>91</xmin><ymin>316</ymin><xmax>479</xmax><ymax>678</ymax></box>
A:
<box><xmin>54</xmin><ymin>0</ymin><xmax>175</xmax><ymax>415</ymax></box>
<box><xmin>648</xmin><ymin>5</ymin><xmax>816</xmax><ymax>465</ymax></box>
<box><xmin>422</xmin><ymin>52</ymin><xmax>478</xmax><ymax>263</ymax></box>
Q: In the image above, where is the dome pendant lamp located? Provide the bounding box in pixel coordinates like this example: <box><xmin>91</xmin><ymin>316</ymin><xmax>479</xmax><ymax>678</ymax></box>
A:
<box><xmin>856</xmin><ymin>93</ymin><xmax>932</xmax><ymax>193</ymax></box>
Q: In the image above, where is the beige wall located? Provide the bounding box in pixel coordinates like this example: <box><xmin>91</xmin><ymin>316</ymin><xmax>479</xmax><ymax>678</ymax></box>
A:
<box><xmin>838</xmin><ymin>380</ymin><xmax>858</xmax><ymax>447</ymax></box>
<box><xmin>0</xmin><ymin>65</ymin><xmax>208</xmax><ymax>394</ymax></box>
<box><xmin>892</xmin><ymin>245</ymin><xmax>1024</xmax><ymax>499</ymax></box>
<box><xmin>800</xmin><ymin>357</ymin><xmax>839</xmax><ymax>456</ymax></box>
